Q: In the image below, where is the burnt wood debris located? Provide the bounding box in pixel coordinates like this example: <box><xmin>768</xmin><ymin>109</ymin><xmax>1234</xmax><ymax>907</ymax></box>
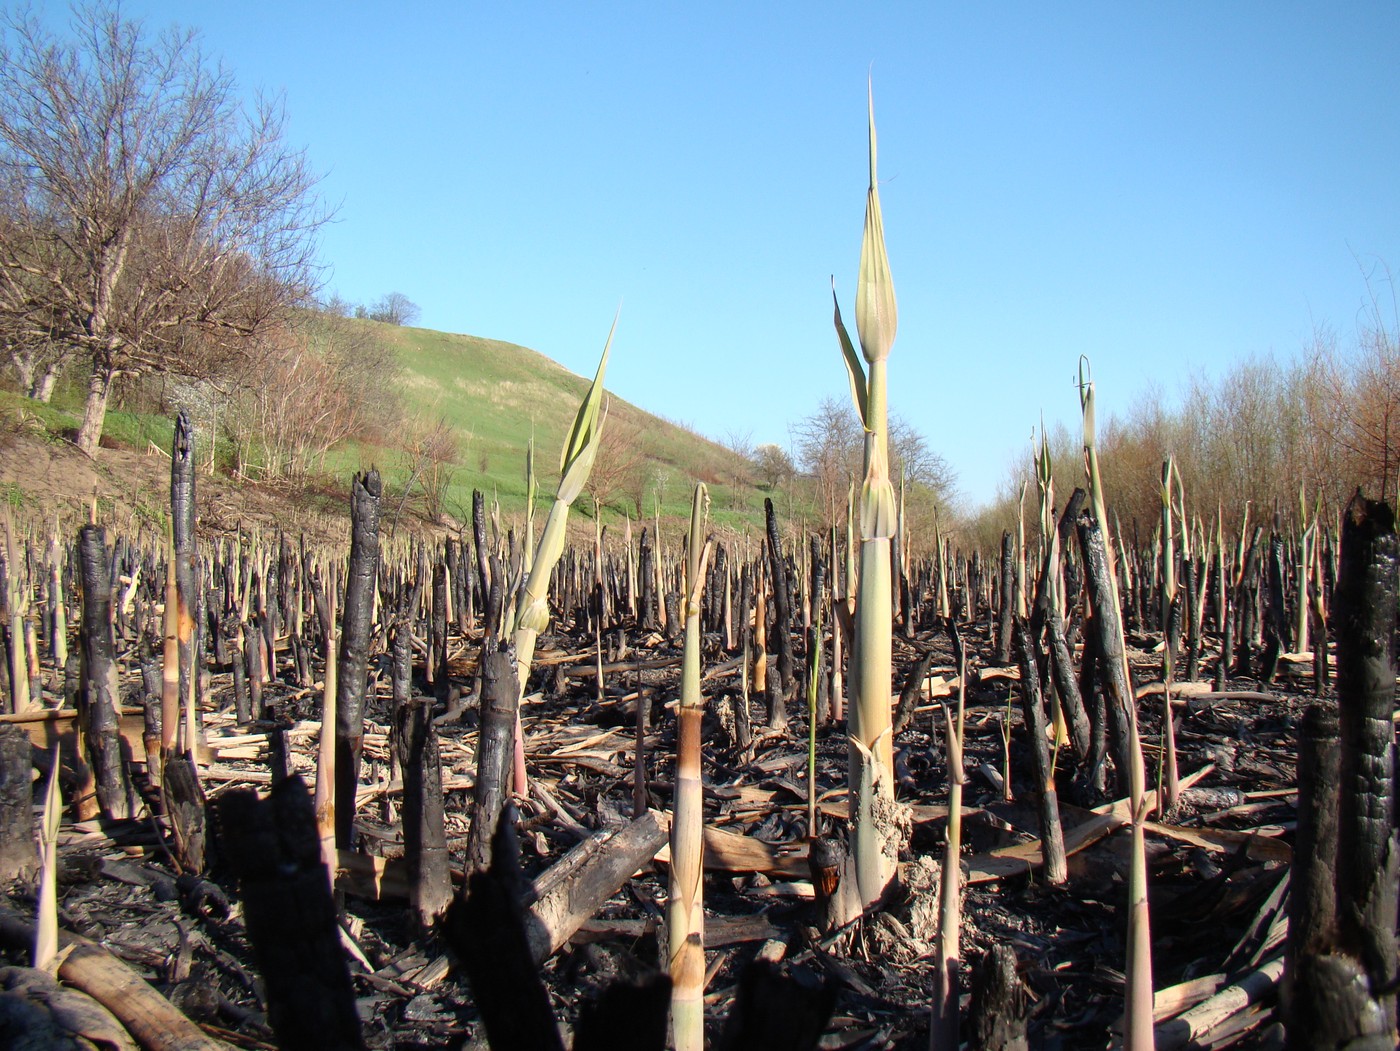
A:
<box><xmin>0</xmin><ymin>419</ymin><xmax>1397</xmax><ymax>1049</ymax></box>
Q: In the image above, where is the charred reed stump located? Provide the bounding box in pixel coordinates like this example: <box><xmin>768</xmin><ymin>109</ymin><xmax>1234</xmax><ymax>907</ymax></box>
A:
<box><xmin>1332</xmin><ymin>493</ymin><xmax>1399</xmax><ymax>1034</ymax></box>
<box><xmin>1030</xmin><ymin>486</ymin><xmax>1090</xmax><ymax>765</ymax></box>
<box><xmin>466</xmin><ymin>647</ymin><xmax>520</xmax><ymax>875</ymax></box>
<box><xmin>892</xmin><ymin>644</ymin><xmax>936</xmax><ymax>738</ymax></box>
<box><xmin>472</xmin><ymin>490</ymin><xmax>492</xmax><ymax>633</ymax></box>
<box><xmin>431</xmin><ymin>562</ymin><xmax>449</xmax><ymax>701</ymax></box>
<box><xmin>1075</xmin><ymin>513</ymin><xmax>1133</xmax><ymax>799</ymax></box>
<box><xmin>638</xmin><ymin>528</ymin><xmax>657</xmax><ymax>631</ymax></box>
<box><xmin>215</xmin><ymin>777</ymin><xmax>365</xmax><ymax>1051</ymax></box>
<box><xmin>396</xmin><ymin>697</ymin><xmax>451</xmax><ymax>929</ymax></box>
<box><xmin>0</xmin><ymin>725</ymin><xmax>34</xmax><ymax>882</ymax></box>
<box><xmin>1182</xmin><ymin>556</ymin><xmax>1201</xmax><ymax>681</ymax></box>
<box><xmin>995</xmin><ymin>531</ymin><xmax>1015</xmax><ymax>665</ymax></box>
<box><xmin>161</xmin><ymin>751</ymin><xmax>207</xmax><ymax>873</ymax></box>
<box><xmin>1267</xmin><ymin>531</ymin><xmax>1289</xmax><ymax>652</ymax></box>
<box><xmin>335</xmin><ymin>469</ymin><xmax>381</xmax><ymax>850</ymax></box>
<box><xmin>1284</xmin><ymin>702</ymin><xmax>1340</xmax><ymax>1046</ymax></box>
<box><xmin>809</xmin><ymin>534</ymin><xmax>829</xmax><ymax>724</ymax></box>
<box><xmin>171</xmin><ymin>412</ymin><xmax>198</xmax><ymax>748</ymax></box>
<box><xmin>968</xmin><ymin>943</ymin><xmax>1029</xmax><ymax>1051</ymax></box>
<box><xmin>765</xmin><ymin>499</ymin><xmax>796</xmax><ymax>719</ymax></box>
<box><xmin>77</xmin><ymin>524</ymin><xmax>131</xmax><ymax>821</ymax></box>
<box><xmin>1013</xmin><ymin>621</ymin><xmax>1066</xmax><ymax>885</ymax></box>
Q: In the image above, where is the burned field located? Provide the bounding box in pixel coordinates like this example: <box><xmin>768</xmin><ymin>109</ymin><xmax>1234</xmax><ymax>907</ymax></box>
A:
<box><xmin>0</xmin><ymin>426</ymin><xmax>1390</xmax><ymax>1051</ymax></box>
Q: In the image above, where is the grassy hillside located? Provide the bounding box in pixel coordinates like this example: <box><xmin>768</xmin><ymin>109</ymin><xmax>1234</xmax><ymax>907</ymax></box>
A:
<box><xmin>302</xmin><ymin>321</ymin><xmax>771</xmax><ymax>533</ymax></box>
<box><xmin>1</xmin><ymin>318</ymin><xmax>777</xmax><ymax>540</ymax></box>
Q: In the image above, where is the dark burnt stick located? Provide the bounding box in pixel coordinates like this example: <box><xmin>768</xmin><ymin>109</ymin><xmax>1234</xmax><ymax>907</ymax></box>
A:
<box><xmin>638</xmin><ymin>527</ymin><xmax>656</xmax><ymax>631</ymax></box>
<box><xmin>483</xmin><ymin>554</ymin><xmax>504</xmax><ymax>649</ymax></box>
<box><xmin>77</xmin><ymin>524</ymin><xmax>130</xmax><ymax>821</ymax></box>
<box><xmin>995</xmin><ymin>531</ymin><xmax>1015</xmax><ymax>665</ymax></box>
<box><xmin>1075</xmin><ymin>513</ymin><xmax>1133</xmax><ymax>799</ymax></box>
<box><xmin>1332</xmin><ymin>493</ymin><xmax>1399</xmax><ymax>1032</ymax></box>
<box><xmin>214</xmin><ymin>778</ymin><xmax>365</xmax><ymax>1051</ymax></box>
<box><xmin>472</xmin><ymin>490</ymin><xmax>491</xmax><ymax>632</ymax></box>
<box><xmin>1013</xmin><ymin>621</ymin><xmax>1066</xmax><ymax>885</ymax></box>
<box><xmin>809</xmin><ymin>534</ymin><xmax>829</xmax><ymax>723</ymax></box>
<box><xmin>445</xmin><ymin>811</ymin><xmax>564</xmax><ymax>1051</ymax></box>
<box><xmin>1216</xmin><ymin>559</ymin><xmax>1233</xmax><ymax>692</ymax></box>
<box><xmin>390</xmin><ymin>599</ymin><xmax>414</xmax><ymax>713</ymax></box>
<box><xmin>465</xmin><ymin>647</ymin><xmax>519</xmax><ymax>876</ymax></box>
<box><xmin>764</xmin><ymin>499</ymin><xmax>795</xmax><ymax>715</ymax></box>
<box><xmin>1046</xmin><ymin>603</ymin><xmax>1090</xmax><ymax>765</ymax></box>
<box><xmin>335</xmin><ymin>469</ymin><xmax>381</xmax><ymax>850</ymax></box>
<box><xmin>891</xmin><ymin>645</ymin><xmax>936</xmax><ymax>738</ymax></box>
<box><xmin>968</xmin><ymin>943</ymin><xmax>1029</xmax><ymax>1051</ymax></box>
<box><xmin>431</xmin><ymin>561</ymin><xmax>448</xmax><ymax>702</ymax></box>
<box><xmin>228</xmin><ymin>615</ymin><xmax>250</xmax><ymax>727</ymax></box>
<box><xmin>1029</xmin><ymin>488</ymin><xmax>1090</xmax><ymax>765</ymax></box>
<box><xmin>161</xmin><ymin>751</ymin><xmax>207</xmax><ymax>873</ymax></box>
<box><xmin>243</xmin><ymin>617</ymin><xmax>261</xmax><ymax>719</ymax></box>
<box><xmin>445</xmin><ymin>536</ymin><xmax>465</xmax><ymax>633</ymax></box>
<box><xmin>1183</xmin><ymin>556</ymin><xmax>1201</xmax><ymax>681</ymax></box>
<box><xmin>1285</xmin><ymin>702</ymin><xmax>1340</xmax><ymax>1045</ymax></box>
<box><xmin>170</xmin><ymin>412</ymin><xmax>197</xmax><ymax>743</ymax></box>
<box><xmin>1234</xmin><ymin>526</ymin><xmax>1263</xmax><ymax>678</ymax></box>
<box><xmin>1267</xmin><ymin>531</ymin><xmax>1289</xmax><ymax>652</ymax></box>
<box><xmin>1311</xmin><ymin>604</ymin><xmax>1329</xmax><ymax>695</ymax></box>
<box><xmin>396</xmin><ymin>696</ymin><xmax>450</xmax><ymax>930</ymax></box>
<box><xmin>0</xmin><ymin>725</ymin><xmax>34</xmax><ymax>882</ymax></box>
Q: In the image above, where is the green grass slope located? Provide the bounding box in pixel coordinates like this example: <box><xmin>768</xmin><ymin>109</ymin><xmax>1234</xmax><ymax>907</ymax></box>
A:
<box><xmin>351</xmin><ymin>321</ymin><xmax>767</xmax><ymax>531</ymax></box>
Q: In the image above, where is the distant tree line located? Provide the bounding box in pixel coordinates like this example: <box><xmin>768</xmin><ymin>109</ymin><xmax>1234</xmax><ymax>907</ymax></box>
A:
<box><xmin>321</xmin><ymin>291</ymin><xmax>422</xmax><ymax>327</ymax></box>
<box><xmin>965</xmin><ymin>288</ymin><xmax>1400</xmax><ymax>552</ymax></box>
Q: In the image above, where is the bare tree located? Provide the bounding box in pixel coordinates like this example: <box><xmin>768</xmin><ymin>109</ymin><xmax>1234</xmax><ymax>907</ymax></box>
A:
<box><xmin>791</xmin><ymin>395</ymin><xmax>955</xmax><ymax>526</ymax></box>
<box><xmin>223</xmin><ymin>311</ymin><xmax>399</xmax><ymax>481</ymax></box>
<box><xmin>754</xmin><ymin>443</ymin><xmax>795</xmax><ymax>490</ymax></box>
<box><xmin>585</xmin><ymin>416</ymin><xmax>649</xmax><ymax>513</ymax></box>
<box><xmin>369</xmin><ymin>292</ymin><xmax>421</xmax><ymax>327</ymax></box>
<box><xmin>0</xmin><ymin>3</ymin><xmax>328</xmax><ymax>453</ymax></box>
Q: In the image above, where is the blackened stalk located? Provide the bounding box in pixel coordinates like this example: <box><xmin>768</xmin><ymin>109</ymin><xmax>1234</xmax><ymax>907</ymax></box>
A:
<box><xmin>765</xmin><ymin>499</ymin><xmax>795</xmax><ymax>720</ymax></box>
<box><xmin>335</xmin><ymin>469</ymin><xmax>381</xmax><ymax>849</ymax></box>
<box><xmin>1284</xmin><ymin>702</ymin><xmax>1340</xmax><ymax>1046</ymax></box>
<box><xmin>1332</xmin><ymin>493</ymin><xmax>1399</xmax><ymax>1033</ymax></box>
<box><xmin>995</xmin><ymin>531</ymin><xmax>1014</xmax><ymax>665</ymax></box>
<box><xmin>466</xmin><ymin>647</ymin><xmax>520</xmax><ymax>875</ymax></box>
<box><xmin>472</xmin><ymin>490</ymin><xmax>491</xmax><ymax>632</ymax></box>
<box><xmin>1014</xmin><ymin>621</ymin><xmax>1066</xmax><ymax>885</ymax></box>
<box><xmin>1076</xmin><ymin>513</ymin><xmax>1133</xmax><ymax>797</ymax></box>
<box><xmin>171</xmin><ymin>412</ymin><xmax>197</xmax><ymax>747</ymax></box>
<box><xmin>78</xmin><ymin>525</ymin><xmax>130</xmax><ymax>820</ymax></box>
<box><xmin>397</xmin><ymin>697</ymin><xmax>451</xmax><ymax>929</ymax></box>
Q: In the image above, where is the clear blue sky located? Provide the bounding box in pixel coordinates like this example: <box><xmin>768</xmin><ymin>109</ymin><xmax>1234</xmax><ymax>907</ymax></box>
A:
<box><xmin>51</xmin><ymin>2</ymin><xmax>1400</xmax><ymax>508</ymax></box>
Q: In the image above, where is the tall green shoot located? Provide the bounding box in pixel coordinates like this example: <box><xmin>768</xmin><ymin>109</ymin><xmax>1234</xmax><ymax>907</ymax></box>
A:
<box><xmin>831</xmin><ymin>81</ymin><xmax>900</xmax><ymax>909</ymax></box>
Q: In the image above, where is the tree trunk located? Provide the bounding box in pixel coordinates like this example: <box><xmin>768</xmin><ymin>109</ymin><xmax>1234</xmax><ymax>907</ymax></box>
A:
<box><xmin>75</xmin><ymin>363</ymin><xmax>113</xmax><ymax>457</ymax></box>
